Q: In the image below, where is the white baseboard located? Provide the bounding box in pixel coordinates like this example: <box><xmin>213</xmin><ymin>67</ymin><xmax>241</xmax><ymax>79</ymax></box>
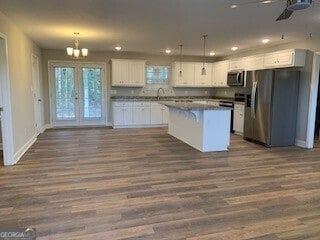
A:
<box><xmin>14</xmin><ymin>134</ymin><xmax>37</xmax><ymax>164</ymax></box>
<box><xmin>112</xmin><ymin>124</ymin><xmax>168</xmax><ymax>129</ymax></box>
<box><xmin>295</xmin><ymin>139</ymin><xmax>307</xmax><ymax>148</ymax></box>
<box><xmin>106</xmin><ymin>122</ymin><xmax>112</xmax><ymax>126</ymax></box>
<box><xmin>44</xmin><ymin>124</ymin><xmax>52</xmax><ymax>131</ymax></box>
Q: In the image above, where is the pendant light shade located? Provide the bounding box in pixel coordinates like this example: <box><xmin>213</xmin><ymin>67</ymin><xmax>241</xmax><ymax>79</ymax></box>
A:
<box><xmin>201</xmin><ymin>35</ymin><xmax>208</xmax><ymax>76</ymax></box>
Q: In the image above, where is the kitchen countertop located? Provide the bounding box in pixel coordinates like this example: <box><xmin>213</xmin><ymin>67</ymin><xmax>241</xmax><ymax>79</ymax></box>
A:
<box><xmin>111</xmin><ymin>96</ymin><xmax>241</xmax><ymax>102</ymax></box>
<box><xmin>159</xmin><ymin>102</ymin><xmax>231</xmax><ymax>111</ymax></box>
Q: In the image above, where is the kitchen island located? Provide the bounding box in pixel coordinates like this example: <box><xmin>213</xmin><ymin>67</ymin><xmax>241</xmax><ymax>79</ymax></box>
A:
<box><xmin>160</xmin><ymin>102</ymin><xmax>232</xmax><ymax>152</ymax></box>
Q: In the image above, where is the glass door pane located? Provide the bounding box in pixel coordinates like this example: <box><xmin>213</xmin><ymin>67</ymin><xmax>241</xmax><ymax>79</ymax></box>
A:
<box><xmin>53</xmin><ymin>67</ymin><xmax>77</xmax><ymax>123</ymax></box>
<box><xmin>81</xmin><ymin>67</ymin><xmax>103</xmax><ymax>123</ymax></box>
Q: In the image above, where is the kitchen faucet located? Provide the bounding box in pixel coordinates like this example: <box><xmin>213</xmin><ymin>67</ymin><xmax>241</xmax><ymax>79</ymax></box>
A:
<box><xmin>157</xmin><ymin>88</ymin><xmax>165</xmax><ymax>100</ymax></box>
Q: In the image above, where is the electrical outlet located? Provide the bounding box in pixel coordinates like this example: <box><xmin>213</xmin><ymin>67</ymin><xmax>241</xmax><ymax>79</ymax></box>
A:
<box><xmin>131</xmin><ymin>90</ymin><xmax>134</xmax><ymax>94</ymax></box>
<box><xmin>205</xmin><ymin>91</ymin><xmax>208</xmax><ymax>95</ymax></box>
<box><xmin>185</xmin><ymin>90</ymin><xmax>188</xmax><ymax>95</ymax></box>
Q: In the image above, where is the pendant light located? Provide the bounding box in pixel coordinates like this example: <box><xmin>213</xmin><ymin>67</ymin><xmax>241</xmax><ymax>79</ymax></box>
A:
<box><xmin>201</xmin><ymin>35</ymin><xmax>208</xmax><ymax>75</ymax></box>
<box><xmin>179</xmin><ymin>44</ymin><xmax>183</xmax><ymax>77</ymax></box>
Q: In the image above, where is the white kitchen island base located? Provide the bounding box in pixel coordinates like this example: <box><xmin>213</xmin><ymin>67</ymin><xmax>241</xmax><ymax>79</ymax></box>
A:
<box><xmin>166</xmin><ymin>106</ymin><xmax>231</xmax><ymax>152</ymax></box>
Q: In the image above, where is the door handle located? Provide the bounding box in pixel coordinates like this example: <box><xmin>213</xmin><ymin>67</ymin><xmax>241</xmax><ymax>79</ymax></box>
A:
<box><xmin>38</xmin><ymin>99</ymin><xmax>42</xmax><ymax>102</ymax></box>
<box><xmin>75</xmin><ymin>97</ymin><xmax>78</xmax><ymax>100</ymax></box>
<box><xmin>0</xmin><ymin>107</ymin><xmax>3</xmax><ymax>111</ymax></box>
<box><xmin>251</xmin><ymin>80</ymin><xmax>257</xmax><ymax>119</ymax></box>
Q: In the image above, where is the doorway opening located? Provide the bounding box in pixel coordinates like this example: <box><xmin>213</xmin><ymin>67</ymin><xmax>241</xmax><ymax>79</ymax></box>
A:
<box><xmin>49</xmin><ymin>61</ymin><xmax>107</xmax><ymax>127</ymax></box>
<box><xmin>0</xmin><ymin>33</ymin><xmax>14</xmax><ymax>166</ymax></box>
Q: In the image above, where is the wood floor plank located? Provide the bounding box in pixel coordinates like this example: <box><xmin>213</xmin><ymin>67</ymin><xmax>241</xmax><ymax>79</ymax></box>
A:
<box><xmin>1</xmin><ymin>127</ymin><xmax>320</xmax><ymax>239</ymax></box>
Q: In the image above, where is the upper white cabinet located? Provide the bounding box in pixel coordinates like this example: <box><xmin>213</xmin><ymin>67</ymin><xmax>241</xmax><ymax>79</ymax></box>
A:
<box><xmin>212</xmin><ymin>61</ymin><xmax>229</xmax><ymax>87</ymax></box>
<box><xmin>111</xmin><ymin>59</ymin><xmax>146</xmax><ymax>87</ymax></box>
<box><xmin>171</xmin><ymin>62</ymin><xmax>195</xmax><ymax>87</ymax></box>
<box><xmin>246</xmin><ymin>56</ymin><xmax>264</xmax><ymax>71</ymax></box>
<box><xmin>263</xmin><ymin>49</ymin><xmax>306</xmax><ymax>68</ymax></box>
<box><xmin>194</xmin><ymin>63</ymin><xmax>213</xmax><ymax>87</ymax></box>
<box><xmin>229</xmin><ymin>59</ymin><xmax>247</xmax><ymax>71</ymax></box>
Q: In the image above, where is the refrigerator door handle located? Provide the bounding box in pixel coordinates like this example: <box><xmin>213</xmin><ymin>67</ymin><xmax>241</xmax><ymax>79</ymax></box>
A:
<box><xmin>251</xmin><ymin>81</ymin><xmax>257</xmax><ymax>119</ymax></box>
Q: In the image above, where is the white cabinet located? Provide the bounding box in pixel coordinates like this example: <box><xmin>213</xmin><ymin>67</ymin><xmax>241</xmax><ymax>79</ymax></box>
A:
<box><xmin>233</xmin><ymin>103</ymin><xmax>245</xmax><ymax>135</ymax></box>
<box><xmin>111</xmin><ymin>59</ymin><xmax>146</xmax><ymax>87</ymax></box>
<box><xmin>150</xmin><ymin>102</ymin><xmax>168</xmax><ymax>124</ymax></box>
<box><xmin>112</xmin><ymin>102</ymin><xmax>133</xmax><ymax>127</ymax></box>
<box><xmin>245</xmin><ymin>56</ymin><xmax>264</xmax><ymax>71</ymax></box>
<box><xmin>263</xmin><ymin>49</ymin><xmax>306</xmax><ymax>68</ymax></box>
<box><xmin>133</xmin><ymin>102</ymin><xmax>151</xmax><ymax>125</ymax></box>
<box><xmin>194</xmin><ymin>63</ymin><xmax>212</xmax><ymax>87</ymax></box>
<box><xmin>128</xmin><ymin>61</ymin><xmax>146</xmax><ymax>86</ymax></box>
<box><xmin>229</xmin><ymin>59</ymin><xmax>247</xmax><ymax>71</ymax></box>
<box><xmin>171</xmin><ymin>62</ymin><xmax>195</xmax><ymax>87</ymax></box>
<box><xmin>212</xmin><ymin>61</ymin><xmax>229</xmax><ymax>87</ymax></box>
<box><xmin>111</xmin><ymin>59</ymin><xmax>128</xmax><ymax>86</ymax></box>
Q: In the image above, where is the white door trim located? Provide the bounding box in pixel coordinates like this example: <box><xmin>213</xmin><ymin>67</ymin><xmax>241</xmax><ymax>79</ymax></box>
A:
<box><xmin>306</xmin><ymin>52</ymin><xmax>320</xmax><ymax>148</ymax></box>
<box><xmin>31</xmin><ymin>54</ymin><xmax>43</xmax><ymax>135</ymax></box>
<box><xmin>0</xmin><ymin>32</ymin><xmax>15</xmax><ymax>166</ymax></box>
<box><xmin>48</xmin><ymin>60</ymin><xmax>108</xmax><ymax>127</ymax></box>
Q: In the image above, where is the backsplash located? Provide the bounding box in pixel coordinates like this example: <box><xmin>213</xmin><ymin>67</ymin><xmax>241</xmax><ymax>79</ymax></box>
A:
<box><xmin>111</xmin><ymin>85</ymin><xmax>214</xmax><ymax>97</ymax></box>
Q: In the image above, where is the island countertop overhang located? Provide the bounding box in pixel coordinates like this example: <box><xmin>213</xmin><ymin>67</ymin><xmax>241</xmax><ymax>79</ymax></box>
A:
<box><xmin>159</xmin><ymin>102</ymin><xmax>232</xmax><ymax>111</ymax></box>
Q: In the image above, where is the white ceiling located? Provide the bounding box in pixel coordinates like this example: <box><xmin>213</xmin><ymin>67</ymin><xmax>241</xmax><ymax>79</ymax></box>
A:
<box><xmin>0</xmin><ymin>0</ymin><xmax>319</xmax><ymax>56</ymax></box>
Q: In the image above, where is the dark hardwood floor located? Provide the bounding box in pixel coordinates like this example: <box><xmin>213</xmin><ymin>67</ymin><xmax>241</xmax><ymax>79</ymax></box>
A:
<box><xmin>1</xmin><ymin>127</ymin><xmax>320</xmax><ymax>239</ymax></box>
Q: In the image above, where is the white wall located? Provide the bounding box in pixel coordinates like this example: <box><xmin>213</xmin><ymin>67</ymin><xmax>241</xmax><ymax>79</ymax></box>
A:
<box><xmin>0</xmin><ymin>11</ymin><xmax>42</xmax><ymax>163</ymax></box>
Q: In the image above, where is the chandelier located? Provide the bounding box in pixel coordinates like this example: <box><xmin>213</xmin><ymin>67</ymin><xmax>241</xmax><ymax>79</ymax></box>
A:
<box><xmin>66</xmin><ymin>32</ymin><xmax>88</xmax><ymax>59</ymax></box>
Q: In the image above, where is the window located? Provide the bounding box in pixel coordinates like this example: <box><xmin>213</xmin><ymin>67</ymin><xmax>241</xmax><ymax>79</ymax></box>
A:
<box><xmin>146</xmin><ymin>66</ymin><xmax>169</xmax><ymax>85</ymax></box>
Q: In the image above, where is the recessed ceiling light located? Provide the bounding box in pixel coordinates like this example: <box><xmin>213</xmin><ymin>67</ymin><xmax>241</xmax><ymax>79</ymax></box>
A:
<box><xmin>262</xmin><ymin>39</ymin><xmax>270</xmax><ymax>44</ymax></box>
<box><xmin>231</xmin><ymin>46</ymin><xmax>238</xmax><ymax>51</ymax></box>
<box><xmin>262</xmin><ymin>0</ymin><xmax>272</xmax><ymax>4</ymax></box>
<box><xmin>230</xmin><ymin>4</ymin><xmax>238</xmax><ymax>9</ymax></box>
<box><xmin>165</xmin><ymin>49</ymin><xmax>171</xmax><ymax>54</ymax></box>
<box><xmin>209</xmin><ymin>52</ymin><xmax>216</xmax><ymax>56</ymax></box>
<box><xmin>115</xmin><ymin>46</ymin><xmax>122</xmax><ymax>51</ymax></box>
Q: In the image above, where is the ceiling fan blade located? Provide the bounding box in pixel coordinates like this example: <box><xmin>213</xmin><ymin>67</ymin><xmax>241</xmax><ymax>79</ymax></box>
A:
<box><xmin>276</xmin><ymin>8</ymin><xmax>293</xmax><ymax>21</ymax></box>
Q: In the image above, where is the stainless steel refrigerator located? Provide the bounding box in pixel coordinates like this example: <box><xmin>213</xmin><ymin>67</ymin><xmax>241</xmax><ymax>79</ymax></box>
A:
<box><xmin>244</xmin><ymin>69</ymin><xmax>299</xmax><ymax>147</ymax></box>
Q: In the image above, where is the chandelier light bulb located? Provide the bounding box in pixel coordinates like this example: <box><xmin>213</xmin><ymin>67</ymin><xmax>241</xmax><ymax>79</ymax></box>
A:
<box><xmin>67</xmin><ymin>47</ymin><xmax>73</xmax><ymax>56</ymax></box>
<box><xmin>73</xmin><ymin>49</ymin><xmax>80</xmax><ymax>58</ymax></box>
<box><xmin>81</xmin><ymin>48</ymin><xmax>88</xmax><ymax>56</ymax></box>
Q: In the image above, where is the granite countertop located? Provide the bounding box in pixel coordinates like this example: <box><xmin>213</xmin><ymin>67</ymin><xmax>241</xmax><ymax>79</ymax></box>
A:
<box><xmin>159</xmin><ymin>102</ymin><xmax>232</xmax><ymax>111</ymax></box>
<box><xmin>111</xmin><ymin>96</ymin><xmax>236</xmax><ymax>102</ymax></box>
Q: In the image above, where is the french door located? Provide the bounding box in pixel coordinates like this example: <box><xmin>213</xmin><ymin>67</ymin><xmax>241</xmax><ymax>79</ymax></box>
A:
<box><xmin>50</xmin><ymin>62</ymin><xmax>106</xmax><ymax>127</ymax></box>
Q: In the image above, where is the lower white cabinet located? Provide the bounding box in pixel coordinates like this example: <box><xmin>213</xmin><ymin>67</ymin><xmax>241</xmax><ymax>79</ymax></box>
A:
<box><xmin>112</xmin><ymin>102</ymin><xmax>133</xmax><ymax>127</ymax></box>
<box><xmin>233</xmin><ymin>103</ymin><xmax>245</xmax><ymax>135</ymax></box>
<box><xmin>151</xmin><ymin>102</ymin><xmax>168</xmax><ymax>124</ymax></box>
<box><xmin>112</xmin><ymin>101</ymin><xmax>168</xmax><ymax>128</ymax></box>
<box><xmin>133</xmin><ymin>102</ymin><xmax>151</xmax><ymax>125</ymax></box>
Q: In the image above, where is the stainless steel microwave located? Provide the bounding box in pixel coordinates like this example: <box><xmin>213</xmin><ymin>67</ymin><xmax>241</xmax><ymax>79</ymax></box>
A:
<box><xmin>227</xmin><ymin>70</ymin><xmax>245</xmax><ymax>86</ymax></box>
